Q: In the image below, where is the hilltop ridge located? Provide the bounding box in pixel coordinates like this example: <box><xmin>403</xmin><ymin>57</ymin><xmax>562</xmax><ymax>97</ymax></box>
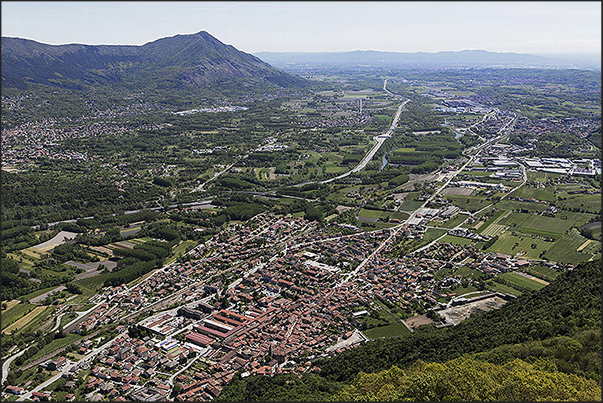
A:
<box><xmin>1</xmin><ymin>31</ymin><xmax>307</xmax><ymax>90</ymax></box>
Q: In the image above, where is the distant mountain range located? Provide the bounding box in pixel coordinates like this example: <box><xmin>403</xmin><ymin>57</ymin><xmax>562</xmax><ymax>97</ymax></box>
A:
<box><xmin>254</xmin><ymin>49</ymin><xmax>601</xmax><ymax>70</ymax></box>
<box><xmin>1</xmin><ymin>31</ymin><xmax>307</xmax><ymax>90</ymax></box>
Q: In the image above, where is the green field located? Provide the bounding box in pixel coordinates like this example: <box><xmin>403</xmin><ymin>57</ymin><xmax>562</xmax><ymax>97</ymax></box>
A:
<box><xmin>74</xmin><ymin>273</ymin><xmax>112</xmax><ymax>290</ymax></box>
<box><xmin>375</xmin><ymin>114</ymin><xmax>392</xmax><ymax>123</ymax></box>
<box><xmin>494</xmin><ymin>199</ymin><xmax>549</xmax><ymax>213</ymax></box>
<box><xmin>517</xmin><ymin>186</ymin><xmax>556</xmax><ymax>202</ymax></box>
<box><xmin>522</xmin><ymin>265</ymin><xmax>560</xmax><ymax>282</ymax></box>
<box><xmin>486</xmin><ymin>280</ymin><xmax>523</xmax><ymax>296</ymax></box>
<box><xmin>3</xmin><ymin>305</ymin><xmax>55</xmax><ymax>335</ymax></box>
<box><xmin>480</xmin><ymin>223</ymin><xmax>508</xmax><ymax>238</ymax></box>
<box><xmin>498</xmin><ymin>213</ymin><xmax>574</xmax><ymax>237</ymax></box>
<box><xmin>455</xmin><ymin>266</ymin><xmax>484</xmax><ymax>279</ymax></box>
<box><xmin>438</xmin><ymin>235</ymin><xmax>474</xmax><ymax>245</ymax></box>
<box><xmin>437</xmin><ymin>214</ymin><xmax>469</xmax><ymax>229</ymax></box>
<box><xmin>1</xmin><ymin>303</ymin><xmax>36</xmax><ymax>329</ymax></box>
<box><xmin>357</xmin><ymin>209</ymin><xmax>409</xmax><ymax>222</ymax></box>
<box><xmin>434</xmin><ymin>266</ymin><xmax>455</xmax><ymax>281</ymax></box>
<box><xmin>462</xmin><ymin>170</ymin><xmax>492</xmax><ymax>178</ymax></box>
<box><xmin>357</xmin><ymin>208</ymin><xmax>383</xmax><ymax>219</ymax></box>
<box><xmin>435</xmin><ymin>265</ymin><xmax>483</xmax><ymax>281</ymax></box>
<box><xmin>545</xmin><ymin>228</ymin><xmax>600</xmax><ymax>264</ymax></box>
<box><xmin>325</xmin><ymin>165</ymin><xmax>347</xmax><ymax>173</ymax></box>
<box><xmin>398</xmin><ymin>193</ymin><xmax>424</xmax><ymax>212</ymax></box>
<box><xmin>423</xmin><ymin>227</ymin><xmax>449</xmax><ymax>242</ymax></box>
<box><xmin>450</xmin><ymin>283</ymin><xmax>480</xmax><ymax>296</ymax></box>
<box><xmin>166</xmin><ymin>240</ymin><xmax>198</xmax><ymax>264</ymax></box>
<box><xmin>474</xmin><ymin>209</ymin><xmax>509</xmax><ymax>233</ymax></box>
<box><xmin>444</xmin><ymin>194</ymin><xmax>490</xmax><ymax>212</ymax></box>
<box><xmin>24</xmin><ymin>334</ymin><xmax>82</xmax><ymax>364</ymax></box>
<box><xmin>363</xmin><ymin>321</ymin><xmax>410</xmax><ymax>339</ymax></box>
<box><xmin>485</xmin><ymin>232</ymin><xmax>554</xmax><ymax>259</ymax></box>
<box><xmin>556</xmin><ymin>194</ymin><xmax>601</xmax><ymax>214</ymax></box>
<box><xmin>498</xmin><ymin>272</ymin><xmax>547</xmax><ymax>291</ymax></box>
<box><xmin>526</xmin><ymin>170</ymin><xmax>561</xmax><ymax>183</ymax></box>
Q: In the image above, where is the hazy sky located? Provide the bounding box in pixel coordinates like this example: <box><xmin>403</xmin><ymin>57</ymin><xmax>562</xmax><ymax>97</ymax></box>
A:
<box><xmin>2</xmin><ymin>1</ymin><xmax>601</xmax><ymax>54</ymax></box>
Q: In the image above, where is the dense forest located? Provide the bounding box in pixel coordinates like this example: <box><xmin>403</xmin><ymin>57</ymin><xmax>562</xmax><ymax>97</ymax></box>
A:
<box><xmin>218</xmin><ymin>259</ymin><xmax>601</xmax><ymax>401</ymax></box>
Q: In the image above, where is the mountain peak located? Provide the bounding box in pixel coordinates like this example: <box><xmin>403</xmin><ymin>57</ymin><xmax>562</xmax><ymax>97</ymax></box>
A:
<box><xmin>1</xmin><ymin>31</ymin><xmax>307</xmax><ymax>90</ymax></box>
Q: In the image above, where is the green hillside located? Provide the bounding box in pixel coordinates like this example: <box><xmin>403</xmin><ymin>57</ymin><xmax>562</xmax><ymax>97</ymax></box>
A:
<box><xmin>330</xmin><ymin>356</ymin><xmax>601</xmax><ymax>401</ymax></box>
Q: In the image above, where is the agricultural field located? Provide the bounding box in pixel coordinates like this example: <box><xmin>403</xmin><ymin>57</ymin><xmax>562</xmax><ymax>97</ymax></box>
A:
<box><xmin>398</xmin><ymin>192</ymin><xmax>425</xmax><ymax>212</ymax></box>
<box><xmin>165</xmin><ymin>239</ymin><xmax>198</xmax><ymax>264</ymax></box>
<box><xmin>544</xmin><ymin>228</ymin><xmax>600</xmax><ymax>264</ymax></box>
<box><xmin>24</xmin><ymin>334</ymin><xmax>82</xmax><ymax>364</ymax></box>
<box><xmin>473</xmin><ymin>209</ymin><xmax>509</xmax><ymax>232</ymax></box>
<box><xmin>526</xmin><ymin>170</ymin><xmax>562</xmax><ymax>183</ymax></box>
<box><xmin>485</xmin><ymin>280</ymin><xmax>523</xmax><ymax>296</ymax></box>
<box><xmin>484</xmin><ymin>231</ymin><xmax>554</xmax><ymax>259</ymax></box>
<box><xmin>430</xmin><ymin>214</ymin><xmax>469</xmax><ymax>229</ymax></box>
<box><xmin>521</xmin><ymin>265</ymin><xmax>560</xmax><ymax>282</ymax></box>
<box><xmin>2</xmin><ymin>305</ymin><xmax>53</xmax><ymax>335</ymax></box>
<box><xmin>363</xmin><ymin>321</ymin><xmax>410</xmax><ymax>339</ymax></box>
<box><xmin>494</xmin><ymin>198</ymin><xmax>550</xmax><ymax>213</ymax></box>
<box><xmin>1</xmin><ymin>303</ymin><xmax>36</xmax><ymax>331</ymax></box>
<box><xmin>435</xmin><ymin>265</ymin><xmax>484</xmax><ymax>281</ymax></box>
<box><xmin>325</xmin><ymin>164</ymin><xmax>347</xmax><ymax>174</ymax></box>
<box><xmin>454</xmin><ymin>266</ymin><xmax>484</xmax><ymax>279</ymax></box>
<box><xmin>437</xmin><ymin>235</ymin><xmax>474</xmax><ymax>246</ymax></box>
<box><xmin>556</xmin><ymin>194</ymin><xmax>601</xmax><ymax>214</ymax></box>
<box><xmin>480</xmin><ymin>223</ymin><xmax>508</xmax><ymax>238</ymax></box>
<box><xmin>498</xmin><ymin>272</ymin><xmax>548</xmax><ymax>291</ymax></box>
<box><xmin>444</xmin><ymin>194</ymin><xmax>491</xmax><ymax>212</ymax></box>
<box><xmin>423</xmin><ymin>227</ymin><xmax>449</xmax><ymax>242</ymax></box>
<box><xmin>516</xmin><ymin>186</ymin><xmax>556</xmax><ymax>202</ymax></box>
<box><xmin>356</xmin><ymin>208</ymin><xmax>409</xmax><ymax>223</ymax></box>
<box><xmin>497</xmin><ymin>212</ymin><xmax>576</xmax><ymax>238</ymax></box>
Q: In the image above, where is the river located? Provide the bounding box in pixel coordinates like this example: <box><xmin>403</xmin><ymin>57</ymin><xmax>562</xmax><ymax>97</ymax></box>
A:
<box><xmin>380</xmin><ymin>153</ymin><xmax>388</xmax><ymax>172</ymax></box>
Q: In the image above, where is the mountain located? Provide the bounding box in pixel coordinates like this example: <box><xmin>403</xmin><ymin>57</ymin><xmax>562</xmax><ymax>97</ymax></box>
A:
<box><xmin>254</xmin><ymin>49</ymin><xmax>600</xmax><ymax>70</ymax></box>
<box><xmin>1</xmin><ymin>31</ymin><xmax>307</xmax><ymax>90</ymax></box>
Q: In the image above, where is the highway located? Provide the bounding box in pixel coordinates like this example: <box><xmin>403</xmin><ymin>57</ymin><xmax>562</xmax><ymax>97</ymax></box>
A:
<box><xmin>321</xmin><ymin>96</ymin><xmax>409</xmax><ymax>184</ymax></box>
<box><xmin>192</xmin><ymin>163</ymin><xmax>235</xmax><ymax>192</ymax></box>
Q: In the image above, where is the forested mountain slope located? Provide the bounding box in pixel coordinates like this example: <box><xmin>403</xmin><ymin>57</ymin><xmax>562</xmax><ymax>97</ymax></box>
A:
<box><xmin>1</xmin><ymin>31</ymin><xmax>307</xmax><ymax>90</ymax></box>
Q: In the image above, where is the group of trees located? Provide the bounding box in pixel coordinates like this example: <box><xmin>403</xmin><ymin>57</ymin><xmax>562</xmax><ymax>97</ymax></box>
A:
<box><xmin>104</xmin><ymin>240</ymin><xmax>171</xmax><ymax>286</ymax></box>
<box><xmin>330</xmin><ymin>356</ymin><xmax>600</xmax><ymax>401</ymax></box>
<box><xmin>1</xmin><ymin>171</ymin><xmax>163</xmax><ymax>223</ymax></box>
